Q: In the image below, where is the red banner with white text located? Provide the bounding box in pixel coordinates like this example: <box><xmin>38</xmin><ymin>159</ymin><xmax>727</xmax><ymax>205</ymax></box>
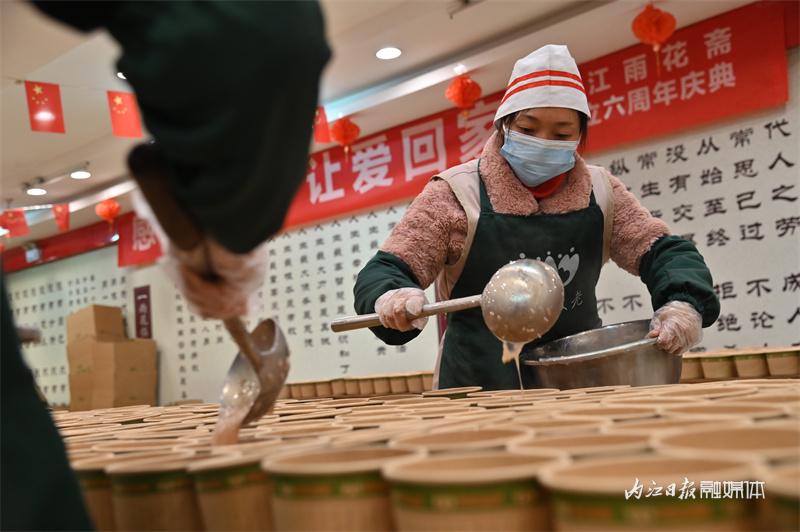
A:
<box><xmin>284</xmin><ymin>1</ymin><xmax>788</xmax><ymax>229</ymax></box>
<box><xmin>117</xmin><ymin>213</ymin><xmax>162</xmax><ymax>267</ymax></box>
<box><xmin>2</xmin><ymin>2</ymin><xmax>791</xmax><ymax>272</ymax></box>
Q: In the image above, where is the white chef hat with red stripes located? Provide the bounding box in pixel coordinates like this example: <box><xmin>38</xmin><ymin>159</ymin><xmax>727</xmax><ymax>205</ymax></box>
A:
<box><xmin>494</xmin><ymin>44</ymin><xmax>590</xmax><ymax>125</ymax></box>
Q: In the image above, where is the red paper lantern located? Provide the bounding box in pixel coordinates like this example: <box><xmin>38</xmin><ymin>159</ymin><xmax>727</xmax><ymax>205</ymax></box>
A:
<box><xmin>330</xmin><ymin>117</ymin><xmax>360</xmax><ymax>156</ymax></box>
<box><xmin>632</xmin><ymin>3</ymin><xmax>676</xmax><ymax>72</ymax></box>
<box><xmin>95</xmin><ymin>198</ymin><xmax>120</xmax><ymax>224</ymax></box>
<box><xmin>446</xmin><ymin>74</ymin><xmax>482</xmax><ymax>112</ymax></box>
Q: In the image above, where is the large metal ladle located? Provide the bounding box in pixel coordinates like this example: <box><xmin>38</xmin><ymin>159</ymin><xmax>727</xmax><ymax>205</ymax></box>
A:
<box><xmin>330</xmin><ymin>259</ymin><xmax>565</xmax><ymax>344</ymax></box>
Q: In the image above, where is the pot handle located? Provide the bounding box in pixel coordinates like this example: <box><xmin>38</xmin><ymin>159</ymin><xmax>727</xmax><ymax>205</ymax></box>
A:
<box><xmin>524</xmin><ymin>337</ymin><xmax>662</xmax><ymax>366</ymax></box>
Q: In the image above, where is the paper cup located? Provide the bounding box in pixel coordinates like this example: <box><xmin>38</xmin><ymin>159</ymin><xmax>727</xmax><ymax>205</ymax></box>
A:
<box><xmin>105</xmin><ymin>455</ymin><xmax>202</xmax><ymax>531</ymax></box>
<box><xmin>759</xmin><ymin>464</ymin><xmax>800</xmax><ymax>530</ymax></box>
<box><xmin>680</xmin><ymin>356</ymin><xmax>704</xmax><ymax>381</ymax></box>
<box><xmin>654</xmin><ymin>425</ymin><xmax>800</xmax><ymax>461</ymax></box>
<box><xmin>701</xmin><ymin>355</ymin><xmax>737</xmax><ymax>380</ymax></box>
<box><xmin>556</xmin><ymin>406</ymin><xmax>659</xmax><ymax>422</ymax></box>
<box><xmin>659</xmin><ymin>402</ymin><xmax>787</xmax><ymax>421</ymax></box>
<box><xmin>540</xmin><ymin>455</ymin><xmax>756</xmax><ymax>531</ymax></box>
<box><xmin>384</xmin><ymin>450</ymin><xmax>564</xmax><ymax>531</ymax></box>
<box><xmin>510</xmin><ymin>432</ymin><xmax>651</xmax><ymax>460</ymax></box>
<box><xmin>72</xmin><ymin>451</ymin><xmax>193</xmax><ymax>531</ymax></box>
<box><xmin>733</xmin><ymin>353</ymin><xmax>769</xmax><ymax>379</ymax></box>
<box><xmin>422</xmin><ymin>387</ymin><xmax>483</xmax><ymax>399</ymax></box>
<box><xmin>390</xmin><ymin>428</ymin><xmax>531</xmax><ymax>454</ymax></box>
<box><xmin>190</xmin><ymin>454</ymin><xmax>273</xmax><ymax>530</ymax></box>
<box><xmin>405</xmin><ymin>373</ymin><xmax>425</xmax><ymax>394</ymax></box>
<box><xmin>263</xmin><ymin>446</ymin><xmax>419</xmax><ymax>531</ymax></box>
<box><xmin>766</xmin><ymin>349</ymin><xmax>800</xmax><ymax>377</ymax></box>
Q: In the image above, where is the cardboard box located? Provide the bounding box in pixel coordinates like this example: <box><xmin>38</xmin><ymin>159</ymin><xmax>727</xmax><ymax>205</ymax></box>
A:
<box><xmin>67</xmin><ymin>338</ymin><xmax>159</xmax><ymax>410</ymax></box>
<box><xmin>67</xmin><ymin>339</ymin><xmax>157</xmax><ymax>375</ymax></box>
<box><xmin>92</xmin><ymin>372</ymin><xmax>157</xmax><ymax>409</ymax></box>
<box><xmin>66</xmin><ymin>305</ymin><xmax>126</xmax><ymax>344</ymax></box>
<box><xmin>93</xmin><ymin>339</ymin><xmax>157</xmax><ymax>374</ymax></box>
<box><xmin>69</xmin><ymin>374</ymin><xmax>93</xmax><ymax>411</ymax></box>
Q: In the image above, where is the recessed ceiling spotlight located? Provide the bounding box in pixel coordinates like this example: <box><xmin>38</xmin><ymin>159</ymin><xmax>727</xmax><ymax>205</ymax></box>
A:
<box><xmin>453</xmin><ymin>63</ymin><xmax>468</xmax><ymax>75</ymax></box>
<box><xmin>376</xmin><ymin>47</ymin><xmax>402</xmax><ymax>60</ymax></box>
<box><xmin>70</xmin><ymin>170</ymin><xmax>91</xmax><ymax>180</ymax></box>
<box><xmin>27</xmin><ymin>186</ymin><xmax>47</xmax><ymax>196</ymax></box>
<box><xmin>116</xmin><ymin>71</ymin><xmax>127</xmax><ymax>80</ymax></box>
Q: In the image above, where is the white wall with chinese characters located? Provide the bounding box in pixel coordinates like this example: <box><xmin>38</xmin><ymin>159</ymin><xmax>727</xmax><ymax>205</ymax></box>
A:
<box><xmin>7</xmin><ymin>203</ymin><xmax>441</xmax><ymax>405</ymax></box>
<box><xmin>7</xmin><ymin>50</ymin><xmax>798</xmax><ymax>406</ymax></box>
<box><xmin>590</xmin><ymin>48</ymin><xmax>800</xmax><ymax>350</ymax></box>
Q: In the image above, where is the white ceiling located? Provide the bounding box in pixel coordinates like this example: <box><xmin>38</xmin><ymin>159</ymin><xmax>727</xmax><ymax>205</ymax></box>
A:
<box><xmin>1</xmin><ymin>0</ymin><xmax>751</xmax><ymax>247</ymax></box>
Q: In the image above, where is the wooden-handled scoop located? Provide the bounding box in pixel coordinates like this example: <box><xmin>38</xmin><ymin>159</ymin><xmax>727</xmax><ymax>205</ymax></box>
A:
<box><xmin>331</xmin><ymin>260</ymin><xmax>566</xmax><ymax>345</ymax></box>
<box><xmin>330</xmin><ymin>295</ymin><xmax>482</xmax><ymax>332</ymax></box>
<box><xmin>127</xmin><ymin>143</ymin><xmax>289</xmax><ymax>429</ymax></box>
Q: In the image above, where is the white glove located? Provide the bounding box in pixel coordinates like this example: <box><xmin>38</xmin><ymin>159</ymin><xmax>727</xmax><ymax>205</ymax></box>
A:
<box><xmin>133</xmin><ymin>190</ymin><xmax>268</xmax><ymax>320</ymax></box>
<box><xmin>170</xmin><ymin>239</ymin><xmax>268</xmax><ymax>319</ymax></box>
<box><xmin>375</xmin><ymin>288</ymin><xmax>428</xmax><ymax>332</ymax></box>
<box><xmin>647</xmin><ymin>301</ymin><xmax>703</xmax><ymax>355</ymax></box>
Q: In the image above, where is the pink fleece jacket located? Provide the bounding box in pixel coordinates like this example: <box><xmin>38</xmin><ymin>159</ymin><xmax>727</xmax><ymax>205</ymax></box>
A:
<box><xmin>382</xmin><ymin>132</ymin><xmax>670</xmax><ymax>289</ymax></box>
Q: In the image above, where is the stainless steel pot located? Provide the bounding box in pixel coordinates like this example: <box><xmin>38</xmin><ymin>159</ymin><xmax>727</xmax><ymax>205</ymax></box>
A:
<box><xmin>522</xmin><ymin>320</ymin><xmax>682</xmax><ymax>390</ymax></box>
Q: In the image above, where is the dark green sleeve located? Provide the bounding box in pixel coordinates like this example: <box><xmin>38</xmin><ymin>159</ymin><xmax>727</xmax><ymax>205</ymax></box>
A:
<box><xmin>1</xmin><ymin>275</ymin><xmax>92</xmax><ymax>531</ymax></box>
<box><xmin>354</xmin><ymin>251</ymin><xmax>424</xmax><ymax>345</ymax></box>
<box><xmin>33</xmin><ymin>1</ymin><xmax>330</xmax><ymax>254</ymax></box>
<box><xmin>639</xmin><ymin>235</ymin><xmax>721</xmax><ymax>327</ymax></box>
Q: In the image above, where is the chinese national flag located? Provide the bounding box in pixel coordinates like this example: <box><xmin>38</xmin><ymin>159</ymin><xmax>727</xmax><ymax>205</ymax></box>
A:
<box><xmin>0</xmin><ymin>209</ymin><xmax>30</xmax><ymax>238</ymax></box>
<box><xmin>314</xmin><ymin>106</ymin><xmax>331</xmax><ymax>143</ymax></box>
<box><xmin>52</xmin><ymin>204</ymin><xmax>70</xmax><ymax>232</ymax></box>
<box><xmin>107</xmin><ymin>91</ymin><xmax>143</xmax><ymax>138</ymax></box>
<box><xmin>24</xmin><ymin>81</ymin><xmax>65</xmax><ymax>133</ymax></box>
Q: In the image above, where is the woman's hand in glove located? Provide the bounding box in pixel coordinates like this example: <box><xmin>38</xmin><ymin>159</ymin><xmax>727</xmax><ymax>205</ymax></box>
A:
<box><xmin>647</xmin><ymin>300</ymin><xmax>703</xmax><ymax>355</ymax></box>
<box><xmin>375</xmin><ymin>288</ymin><xmax>428</xmax><ymax>332</ymax></box>
<box><xmin>170</xmin><ymin>239</ymin><xmax>268</xmax><ymax>319</ymax></box>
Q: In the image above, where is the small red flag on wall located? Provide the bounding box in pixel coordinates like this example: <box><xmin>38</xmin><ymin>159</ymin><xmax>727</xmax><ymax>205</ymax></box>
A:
<box><xmin>107</xmin><ymin>91</ymin><xmax>143</xmax><ymax>138</ymax></box>
<box><xmin>314</xmin><ymin>106</ymin><xmax>331</xmax><ymax>143</ymax></box>
<box><xmin>24</xmin><ymin>81</ymin><xmax>65</xmax><ymax>133</ymax></box>
<box><xmin>52</xmin><ymin>204</ymin><xmax>70</xmax><ymax>232</ymax></box>
<box><xmin>0</xmin><ymin>209</ymin><xmax>30</xmax><ymax>238</ymax></box>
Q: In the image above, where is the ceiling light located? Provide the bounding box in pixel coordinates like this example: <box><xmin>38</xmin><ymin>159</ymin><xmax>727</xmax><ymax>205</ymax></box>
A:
<box><xmin>34</xmin><ymin>111</ymin><xmax>55</xmax><ymax>122</ymax></box>
<box><xmin>116</xmin><ymin>71</ymin><xmax>127</xmax><ymax>80</ymax></box>
<box><xmin>453</xmin><ymin>63</ymin><xmax>467</xmax><ymax>75</ymax></box>
<box><xmin>27</xmin><ymin>187</ymin><xmax>47</xmax><ymax>196</ymax></box>
<box><xmin>70</xmin><ymin>170</ymin><xmax>91</xmax><ymax>180</ymax></box>
<box><xmin>110</xmin><ymin>233</ymin><xmax>120</xmax><ymax>243</ymax></box>
<box><xmin>376</xmin><ymin>47</ymin><xmax>402</xmax><ymax>60</ymax></box>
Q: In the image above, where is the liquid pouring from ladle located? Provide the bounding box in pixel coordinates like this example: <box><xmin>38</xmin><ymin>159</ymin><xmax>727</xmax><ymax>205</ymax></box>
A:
<box><xmin>330</xmin><ymin>259</ymin><xmax>565</xmax><ymax>348</ymax></box>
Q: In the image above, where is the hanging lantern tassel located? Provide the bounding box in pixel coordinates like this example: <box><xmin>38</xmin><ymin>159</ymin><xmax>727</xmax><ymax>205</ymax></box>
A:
<box><xmin>95</xmin><ymin>198</ymin><xmax>120</xmax><ymax>233</ymax></box>
<box><xmin>446</xmin><ymin>74</ymin><xmax>482</xmax><ymax>116</ymax></box>
<box><xmin>632</xmin><ymin>3</ymin><xmax>676</xmax><ymax>75</ymax></box>
<box><xmin>330</xmin><ymin>117</ymin><xmax>360</xmax><ymax>160</ymax></box>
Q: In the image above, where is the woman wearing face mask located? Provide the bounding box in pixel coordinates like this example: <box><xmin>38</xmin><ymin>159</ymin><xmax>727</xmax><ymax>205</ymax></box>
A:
<box><xmin>354</xmin><ymin>45</ymin><xmax>720</xmax><ymax>390</ymax></box>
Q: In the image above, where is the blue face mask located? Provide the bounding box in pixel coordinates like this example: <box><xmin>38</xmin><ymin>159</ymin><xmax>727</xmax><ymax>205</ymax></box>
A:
<box><xmin>500</xmin><ymin>129</ymin><xmax>579</xmax><ymax>187</ymax></box>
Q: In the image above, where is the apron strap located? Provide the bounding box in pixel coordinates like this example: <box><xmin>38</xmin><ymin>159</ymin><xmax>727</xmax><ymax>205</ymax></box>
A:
<box><xmin>587</xmin><ymin>165</ymin><xmax>615</xmax><ymax>264</ymax></box>
<box><xmin>433</xmin><ymin>160</ymin><xmax>482</xmax><ymax>301</ymax></box>
<box><xmin>477</xmin><ymin>162</ymin><xmax>494</xmax><ymax>213</ymax></box>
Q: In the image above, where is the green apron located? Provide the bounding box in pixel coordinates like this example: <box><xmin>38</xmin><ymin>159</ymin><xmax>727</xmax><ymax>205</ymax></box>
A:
<box><xmin>438</xmin><ymin>165</ymin><xmax>604</xmax><ymax>390</ymax></box>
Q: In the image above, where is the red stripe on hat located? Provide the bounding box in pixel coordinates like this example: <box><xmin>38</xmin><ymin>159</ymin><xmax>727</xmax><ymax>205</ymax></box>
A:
<box><xmin>507</xmin><ymin>69</ymin><xmax>583</xmax><ymax>89</ymax></box>
<box><xmin>501</xmin><ymin>79</ymin><xmax>586</xmax><ymax>105</ymax></box>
